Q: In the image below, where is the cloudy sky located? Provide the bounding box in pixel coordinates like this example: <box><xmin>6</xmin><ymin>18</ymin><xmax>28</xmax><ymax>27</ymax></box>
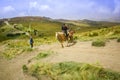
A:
<box><xmin>0</xmin><ymin>0</ymin><xmax>120</xmax><ymax>20</ymax></box>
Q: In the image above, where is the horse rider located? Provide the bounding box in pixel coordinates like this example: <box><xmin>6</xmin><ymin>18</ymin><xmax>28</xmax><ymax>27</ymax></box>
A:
<box><xmin>61</xmin><ymin>24</ymin><xmax>69</xmax><ymax>38</ymax></box>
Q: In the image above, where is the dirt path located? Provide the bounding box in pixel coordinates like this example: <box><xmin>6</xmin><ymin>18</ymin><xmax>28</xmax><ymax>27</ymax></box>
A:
<box><xmin>0</xmin><ymin>49</ymin><xmax>39</xmax><ymax>80</ymax></box>
<box><xmin>36</xmin><ymin>40</ymin><xmax>120</xmax><ymax>72</ymax></box>
<box><xmin>0</xmin><ymin>40</ymin><xmax>120</xmax><ymax>80</ymax></box>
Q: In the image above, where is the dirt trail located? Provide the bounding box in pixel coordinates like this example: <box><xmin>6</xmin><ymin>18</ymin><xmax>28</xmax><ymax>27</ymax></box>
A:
<box><xmin>39</xmin><ymin>40</ymin><xmax>120</xmax><ymax>72</ymax></box>
<box><xmin>0</xmin><ymin>40</ymin><xmax>120</xmax><ymax>80</ymax></box>
<box><xmin>0</xmin><ymin>49</ymin><xmax>39</xmax><ymax>80</ymax></box>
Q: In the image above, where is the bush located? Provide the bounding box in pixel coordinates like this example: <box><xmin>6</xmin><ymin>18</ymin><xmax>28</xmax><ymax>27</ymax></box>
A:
<box><xmin>22</xmin><ymin>65</ymin><xmax>28</xmax><ymax>73</ymax></box>
<box><xmin>89</xmin><ymin>32</ymin><xmax>98</xmax><ymax>37</ymax></box>
<box><xmin>113</xmin><ymin>30</ymin><xmax>120</xmax><ymax>35</ymax></box>
<box><xmin>92</xmin><ymin>40</ymin><xmax>105</xmax><ymax>47</ymax></box>
<box><xmin>74</xmin><ymin>36</ymin><xmax>78</xmax><ymax>40</ymax></box>
<box><xmin>35</xmin><ymin>51</ymin><xmax>53</xmax><ymax>59</ymax></box>
<box><xmin>117</xmin><ymin>38</ymin><xmax>120</xmax><ymax>42</ymax></box>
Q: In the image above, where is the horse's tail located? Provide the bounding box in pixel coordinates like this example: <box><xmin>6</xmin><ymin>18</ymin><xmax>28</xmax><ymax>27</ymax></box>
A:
<box><xmin>55</xmin><ymin>32</ymin><xmax>58</xmax><ymax>38</ymax></box>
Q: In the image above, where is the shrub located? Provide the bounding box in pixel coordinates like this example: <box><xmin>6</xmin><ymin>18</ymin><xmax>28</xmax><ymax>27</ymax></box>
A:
<box><xmin>92</xmin><ymin>40</ymin><xmax>105</xmax><ymax>47</ymax></box>
<box><xmin>35</xmin><ymin>51</ymin><xmax>53</xmax><ymax>59</ymax></box>
<box><xmin>22</xmin><ymin>65</ymin><xmax>28</xmax><ymax>73</ymax></box>
<box><xmin>89</xmin><ymin>32</ymin><xmax>98</xmax><ymax>37</ymax></box>
<box><xmin>117</xmin><ymin>38</ymin><xmax>120</xmax><ymax>42</ymax></box>
<box><xmin>113</xmin><ymin>30</ymin><xmax>120</xmax><ymax>35</ymax></box>
<box><xmin>74</xmin><ymin>36</ymin><xmax>78</xmax><ymax>40</ymax></box>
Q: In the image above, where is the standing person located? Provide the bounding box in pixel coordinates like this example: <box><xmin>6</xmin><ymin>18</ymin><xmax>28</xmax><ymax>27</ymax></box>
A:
<box><xmin>61</xmin><ymin>24</ymin><xmax>69</xmax><ymax>37</ymax></box>
<box><xmin>34</xmin><ymin>29</ymin><xmax>37</xmax><ymax>36</ymax></box>
<box><xmin>29</xmin><ymin>36</ymin><xmax>34</xmax><ymax>48</ymax></box>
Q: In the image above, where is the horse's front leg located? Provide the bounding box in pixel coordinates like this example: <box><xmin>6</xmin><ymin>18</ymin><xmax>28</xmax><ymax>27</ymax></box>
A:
<box><xmin>65</xmin><ymin>40</ymin><xmax>69</xmax><ymax>47</ymax></box>
<box><xmin>69</xmin><ymin>36</ymin><xmax>73</xmax><ymax>43</ymax></box>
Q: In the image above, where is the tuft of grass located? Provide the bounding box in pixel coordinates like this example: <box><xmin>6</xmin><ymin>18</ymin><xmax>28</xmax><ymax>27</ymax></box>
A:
<box><xmin>117</xmin><ymin>37</ymin><xmax>120</xmax><ymax>42</ymax></box>
<box><xmin>88</xmin><ymin>32</ymin><xmax>98</xmax><ymax>37</ymax></box>
<box><xmin>22</xmin><ymin>65</ymin><xmax>28</xmax><ymax>73</ymax></box>
<box><xmin>3</xmin><ymin>49</ymin><xmax>23</xmax><ymax>59</ymax></box>
<box><xmin>26</xmin><ymin>62</ymin><xmax>120</xmax><ymax>80</ymax></box>
<box><xmin>25</xmin><ymin>47</ymin><xmax>33</xmax><ymax>52</ymax></box>
<box><xmin>35</xmin><ymin>51</ymin><xmax>54</xmax><ymax>60</ymax></box>
<box><xmin>92</xmin><ymin>40</ymin><xmax>106</xmax><ymax>47</ymax></box>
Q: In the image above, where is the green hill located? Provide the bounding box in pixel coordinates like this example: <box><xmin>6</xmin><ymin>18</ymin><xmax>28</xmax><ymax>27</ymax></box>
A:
<box><xmin>0</xmin><ymin>16</ymin><xmax>120</xmax><ymax>42</ymax></box>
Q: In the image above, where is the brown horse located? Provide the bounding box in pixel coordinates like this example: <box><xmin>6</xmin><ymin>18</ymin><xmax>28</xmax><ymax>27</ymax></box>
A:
<box><xmin>56</xmin><ymin>30</ymin><xmax>75</xmax><ymax>48</ymax></box>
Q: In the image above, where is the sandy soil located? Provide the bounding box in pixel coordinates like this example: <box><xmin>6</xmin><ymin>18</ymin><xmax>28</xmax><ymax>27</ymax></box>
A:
<box><xmin>0</xmin><ymin>39</ymin><xmax>120</xmax><ymax>80</ymax></box>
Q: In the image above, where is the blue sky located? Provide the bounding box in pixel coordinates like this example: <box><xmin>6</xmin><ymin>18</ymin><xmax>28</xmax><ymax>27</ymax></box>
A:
<box><xmin>0</xmin><ymin>0</ymin><xmax>120</xmax><ymax>20</ymax></box>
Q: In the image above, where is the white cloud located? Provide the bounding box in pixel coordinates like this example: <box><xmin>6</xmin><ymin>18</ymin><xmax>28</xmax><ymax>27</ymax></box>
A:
<box><xmin>78</xmin><ymin>2</ymin><xmax>95</xmax><ymax>9</ymax></box>
<box><xmin>29</xmin><ymin>1</ymin><xmax>38</xmax><ymax>8</ymax></box>
<box><xmin>98</xmin><ymin>6</ymin><xmax>111</xmax><ymax>14</ymax></box>
<box><xmin>29</xmin><ymin>1</ymin><xmax>50</xmax><ymax>11</ymax></box>
<box><xmin>3</xmin><ymin>6</ymin><xmax>15</xmax><ymax>13</ymax></box>
<box><xmin>113</xmin><ymin>0</ymin><xmax>120</xmax><ymax>14</ymax></box>
<box><xmin>39</xmin><ymin>5</ymin><xmax>50</xmax><ymax>10</ymax></box>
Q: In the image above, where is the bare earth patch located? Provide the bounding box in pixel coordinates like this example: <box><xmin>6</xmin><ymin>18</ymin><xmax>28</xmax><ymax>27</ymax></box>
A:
<box><xmin>39</xmin><ymin>40</ymin><xmax>120</xmax><ymax>72</ymax></box>
<box><xmin>0</xmin><ymin>39</ymin><xmax>120</xmax><ymax>80</ymax></box>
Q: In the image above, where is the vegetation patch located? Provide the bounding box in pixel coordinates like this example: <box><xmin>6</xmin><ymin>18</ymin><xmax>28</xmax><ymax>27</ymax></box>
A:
<box><xmin>92</xmin><ymin>40</ymin><xmax>106</xmax><ymax>47</ymax></box>
<box><xmin>35</xmin><ymin>51</ymin><xmax>54</xmax><ymax>60</ymax></box>
<box><xmin>2</xmin><ymin>48</ymin><xmax>24</xmax><ymax>59</ymax></box>
<box><xmin>88</xmin><ymin>31</ymin><xmax>98</xmax><ymax>37</ymax></box>
<box><xmin>1</xmin><ymin>39</ymin><xmax>34</xmax><ymax>59</ymax></box>
<box><xmin>25</xmin><ymin>62</ymin><xmax>120</xmax><ymax>80</ymax></box>
<box><xmin>79</xmin><ymin>25</ymin><xmax>120</xmax><ymax>41</ymax></box>
<box><xmin>0</xmin><ymin>36</ymin><xmax>56</xmax><ymax>59</ymax></box>
<box><xmin>117</xmin><ymin>37</ymin><xmax>120</xmax><ymax>42</ymax></box>
<box><xmin>22</xmin><ymin>65</ymin><xmax>28</xmax><ymax>73</ymax></box>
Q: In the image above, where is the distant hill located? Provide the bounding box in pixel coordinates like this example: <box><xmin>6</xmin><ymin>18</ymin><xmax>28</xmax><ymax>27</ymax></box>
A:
<box><xmin>10</xmin><ymin>16</ymin><xmax>52</xmax><ymax>22</ymax></box>
<box><xmin>55</xmin><ymin>18</ymin><xmax>120</xmax><ymax>27</ymax></box>
<box><xmin>0</xmin><ymin>16</ymin><xmax>120</xmax><ymax>27</ymax></box>
<box><xmin>109</xmin><ymin>16</ymin><xmax>120</xmax><ymax>23</ymax></box>
<box><xmin>0</xmin><ymin>16</ymin><xmax>120</xmax><ymax>33</ymax></box>
<box><xmin>0</xmin><ymin>16</ymin><xmax>120</xmax><ymax>34</ymax></box>
<box><xmin>80</xmin><ymin>19</ymin><xmax>120</xmax><ymax>27</ymax></box>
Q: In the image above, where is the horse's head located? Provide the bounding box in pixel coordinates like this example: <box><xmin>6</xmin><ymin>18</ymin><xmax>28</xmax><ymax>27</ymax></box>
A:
<box><xmin>68</xmin><ymin>30</ymin><xmax>75</xmax><ymax>36</ymax></box>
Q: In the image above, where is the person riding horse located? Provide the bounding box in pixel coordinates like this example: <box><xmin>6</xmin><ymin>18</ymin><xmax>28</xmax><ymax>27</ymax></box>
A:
<box><xmin>56</xmin><ymin>29</ymin><xmax>75</xmax><ymax>48</ymax></box>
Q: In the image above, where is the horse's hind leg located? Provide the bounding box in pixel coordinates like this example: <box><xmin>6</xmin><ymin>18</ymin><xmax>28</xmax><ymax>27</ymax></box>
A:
<box><xmin>61</xmin><ymin>43</ymin><xmax>64</xmax><ymax>48</ymax></box>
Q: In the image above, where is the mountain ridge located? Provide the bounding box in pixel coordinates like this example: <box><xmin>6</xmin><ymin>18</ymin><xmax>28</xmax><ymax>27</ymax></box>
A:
<box><xmin>0</xmin><ymin>16</ymin><xmax>120</xmax><ymax>23</ymax></box>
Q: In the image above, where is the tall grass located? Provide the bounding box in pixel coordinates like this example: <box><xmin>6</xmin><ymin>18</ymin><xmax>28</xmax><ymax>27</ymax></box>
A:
<box><xmin>0</xmin><ymin>36</ymin><xmax>56</xmax><ymax>59</ymax></box>
<box><xmin>0</xmin><ymin>39</ymin><xmax>33</xmax><ymax>59</ymax></box>
<box><xmin>79</xmin><ymin>25</ymin><xmax>120</xmax><ymax>41</ymax></box>
<box><xmin>25</xmin><ymin>62</ymin><xmax>120</xmax><ymax>80</ymax></box>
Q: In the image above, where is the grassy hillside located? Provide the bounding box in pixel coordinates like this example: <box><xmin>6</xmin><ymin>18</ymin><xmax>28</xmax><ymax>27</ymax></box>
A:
<box><xmin>78</xmin><ymin>25</ymin><xmax>120</xmax><ymax>41</ymax></box>
<box><xmin>0</xmin><ymin>16</ymin><xmax>77</xmax><ymax>42</ymax></box>
<box><xmin>0</xmin><ymin>16</ymin><xmax>120</xmax><ymax>59</ymax></box>
<box><xmin>1</xmin><ymin>16</ymin><xmax>120</xmax><ymax>42</ymax></box>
